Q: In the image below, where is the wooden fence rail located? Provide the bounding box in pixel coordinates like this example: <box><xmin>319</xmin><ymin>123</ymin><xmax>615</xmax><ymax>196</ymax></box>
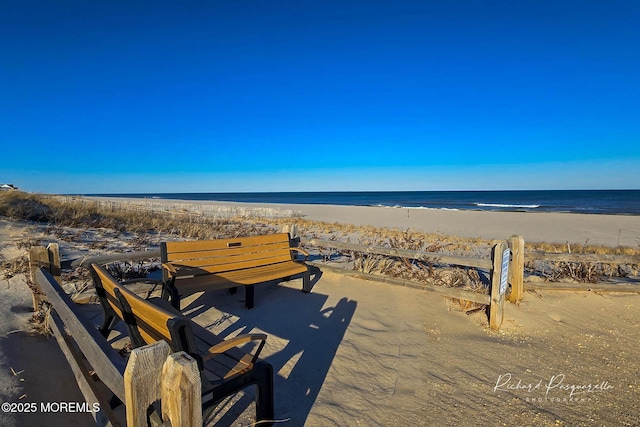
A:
<box><xmin>299</xmin><ymin>236</ymin><xmax>509</xmax><ymax>329</ymax></box>
<box><xmin>32</xmin><ymin>246</ymin><xmax>202</xmax><ymax>426</ymax></box>
<box><xmin>35</xmin><ymin>265</ymin><xmax>127</xmax><ymax>425</ymax></box>
<box><xmin>300</xmin><ymin>237</ymin><xmax>493</xmax><ymax>269</ymax></box>
<box><xmin>70</xmin><ymin>235</ymin><xmax>510</xmax><ymax>329</ymax></box>
<box><xmin>522</xmin><ymin>240</ymin><xmax>639</xmax><ymax>294</ymax></box>
<box><xmin>65</xmin><ymin>232</ymin><xmax>640</xmax><ymax>328</ymax></box>
<box><xmin>70</xmin><ymin>250</ymin><xmax>161</xmax><ymax>269</ymax></box>
<box><xmin>305</xmin><ymin>260</ymin><xmax>492</xmax><ymax>305</ymax></box>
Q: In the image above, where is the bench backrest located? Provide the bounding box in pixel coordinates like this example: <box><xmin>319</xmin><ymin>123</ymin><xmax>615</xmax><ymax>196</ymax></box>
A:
<box><xmin>91</xmin><ymin>263</ymin><xmax>126</xmax><ymax>322</ymax></box>
<box><xmin>161</xmin><ymin>233</ymin><xmax>294</xmax><ymax>278</ymax></box>
<box><xmin>91</xmin><ymin>263</ymin><xmax>176</xmax><ymax>346</ymax></box>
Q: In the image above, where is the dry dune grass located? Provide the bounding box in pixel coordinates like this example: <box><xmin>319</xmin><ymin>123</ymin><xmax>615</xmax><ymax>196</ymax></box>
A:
<box><xmin>0</xmin><ymin>191</ymin><xmax>277</xmax><ymax>240</ymax></box>
<box><xmin>528</xmin><ymin>240</ymin><xmax>640</xmax><ymax>255</ymax></box>
<box><xmin>2</xmin><ymin>191</ymin><xmax>638</xmax><ymax>292</ymax></box>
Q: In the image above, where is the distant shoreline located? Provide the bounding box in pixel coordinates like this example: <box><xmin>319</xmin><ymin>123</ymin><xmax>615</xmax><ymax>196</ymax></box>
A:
<box><xmin>80</xmin><ymin>189</ymin><xmax>640</xmax><ymax>216</ymax></box>
<box><xmin>86</xmin><ymin>196</ymin><xmax>640</xmax><ymax>247</ymax></box>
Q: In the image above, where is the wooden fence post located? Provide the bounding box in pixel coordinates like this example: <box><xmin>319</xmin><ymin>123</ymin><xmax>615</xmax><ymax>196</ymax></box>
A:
<box><xmin>507</xmin><ymin>235</ymin><xmax>525</xmax><ymax>303</ymax></box>
<box><xmin>47</xmin><ymin>243</ymin><xmax>62</xmax><ymax>284</ymax></box>
<box><xmin>162</xmin><ymin>352</ymin><xmax>202</xmax><ymax>427</ymax></box>
<box><xmin>28</xmin><ymin>244</ymin><xmax>61</xmax><ymax>311</ymax></box>
<box><xmin>489</xmin><ymin>241</ymin><xmax>509</xmax><ymax>330</ymax></box>
<box><xmin>29</xmin><ymin>246</ymin><xmax>49</xmax><ymax>310</ymax></box>
<box><xmin>282</xmin><ymin>223</ymin><xmax>299</xmax><ymax>239</ymax></box>
<box><xmin>124</xmin><ymin>340</ymin><xmax>171</xmax><ymax>427</ymax></box>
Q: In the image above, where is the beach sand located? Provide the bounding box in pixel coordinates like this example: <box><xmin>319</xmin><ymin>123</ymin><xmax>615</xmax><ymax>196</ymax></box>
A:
<box><xmin>0</xmin><ymin>221</ymin><xmax>95</xmax><ymax>426</ymax></box>
<box><xmin>1</xmin><ymin>200</ymin><xmax>639</xmax><ymax>426</ymax></box>
<box><xmin>89</xmin><ymin>196</ymin><xmax>640</xmax><ymax>246</ymax></box>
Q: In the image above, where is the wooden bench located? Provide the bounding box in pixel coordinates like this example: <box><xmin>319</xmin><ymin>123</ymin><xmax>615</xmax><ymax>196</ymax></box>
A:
<box><xmin>91</xmin><ymin>263</ymin><xmax>275</xmax><ymax>426</ymax></box>
<box><xmin>161</xmin><ymin>233</ymin><xmax>310</xmax><ymax>309</ymax></box>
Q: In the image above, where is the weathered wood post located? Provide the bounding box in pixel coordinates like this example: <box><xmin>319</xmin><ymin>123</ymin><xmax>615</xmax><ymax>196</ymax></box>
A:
<box><xmin>162</xmin><ymin>352</ymin><xmax>202</xmax><ymax>427</ymax></box>
<box><xmin>489</xmin><ymin>241</ymin><xmax>509</xmax><ymax>330</ymax></box>
<box><xmin>124</xmin><ymin>340</ymin><xmax>171</xmax><ymax>427</ymax></box>
<box><xmin>282</xmin><ymin>223</ymin><xmax>299</xmax><ymax>239</ymax></box>
<box><xmin>47</xmin><ymin>243</ymin><xmax>62</xmax><ymax>284</ymax></box>
<box><xmin>507</xmin><ymin>235</ymin><xmax>525</xmax><ymax>303</ymax></box>
<box><xmin>28</xmin><ymin>243</ymin><xmax>61</xmax><ymax>311</ymax></box>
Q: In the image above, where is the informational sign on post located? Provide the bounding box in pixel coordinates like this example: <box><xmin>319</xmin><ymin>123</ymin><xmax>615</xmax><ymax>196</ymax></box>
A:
<box><xmin>499</xmin><ymin>249</ymin><xmax>510</xmax><ymax>296</ymax></box>
<box><xmin>490</xmin><ymin>241</ymin><xmax>509</xmax><ymax>330</ymax></box>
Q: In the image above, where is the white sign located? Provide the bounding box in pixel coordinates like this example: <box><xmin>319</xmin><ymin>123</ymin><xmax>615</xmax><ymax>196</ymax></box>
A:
<box><xmin>500</xmin><ymin>249</ymin><xmax>510</xmax><ymax>295</ymax></box>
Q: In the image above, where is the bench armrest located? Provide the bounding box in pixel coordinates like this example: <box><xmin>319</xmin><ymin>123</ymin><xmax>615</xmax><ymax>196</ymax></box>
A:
<box><xmin>290</xmin><ymin>247</ymin><xmax>309</xmax><ymax>261</ymax></box>
<box><xmin>163</xmin><ymin>262</ymin><xmax>212</xmax><ymax>279</ymax></box>
<box><xmin>202</xmin><ymin>333</ymin><xmax>267</xmax><ymax>366</ymax></box>
<box><xmin>162</xmin><ymin>262</ymin><xmax>178</xmax><ymax>276</ymax></box>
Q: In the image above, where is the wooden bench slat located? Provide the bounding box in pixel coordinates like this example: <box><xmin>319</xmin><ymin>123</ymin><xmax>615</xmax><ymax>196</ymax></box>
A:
<box><xmin>164</xmin><ymin>234</ymin><xmax>291</xmax><ymax>253</ymax></box>
<box><xmin>172</xmin><ymin>261</ymin><xmax>308</xmax><ymax>293</ymax></box>
<box><xmin>165</xmin><ymin>240</ymin><xmax>291</xmax><ymax>262</ymax></box>
<box><xmin>170</xmin><ymin>253</ymin><xmax>294</xmax><ymax>274</ymax></box>
<box><xmin>203</xmin><ymin>354</ymin><xmax>253</xmax><ymax>380</ymax></box>
<box><xmin>188</xmin><ymin>331</ymin><xmax>254</xmax><ymax>381</ymax></box>
<box><xmin>168</xmin><ymin>251</ymin><xmax>292</xmax><ymax>269</ymax></box>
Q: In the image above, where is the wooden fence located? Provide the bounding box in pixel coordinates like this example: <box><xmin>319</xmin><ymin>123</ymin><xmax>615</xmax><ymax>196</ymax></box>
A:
<box><xmin>57</xmin><ymin>196</ymin><xmax>302</xmax><ymax>219</ymax></box>
<box><xmin>25</xmin><ymin>232</ymin><xmax>638</xmax><ymax>424</ymax></box>
<box><xmin>30</xmin><ymin>245</ymin><xmax>201</xmax><ymax>427</ymax></box>
<box><xmin>299</xmin><ymin>236</ymin><xmax>513</xmax><ymax>330</ymax></box>
<box><xmin>67</xmin><ymin>230</ymin><xmax>638</xmax><ymax>325</ymax></box>
<box><xmin>69</xmin><ymin>235</ymin><xmax>514</xmax><ymax>330</ymax></box>
<box><xmin>523</xmin><ymin>248</ymin><xmax>640</xmax><ymax>293</ymax></box>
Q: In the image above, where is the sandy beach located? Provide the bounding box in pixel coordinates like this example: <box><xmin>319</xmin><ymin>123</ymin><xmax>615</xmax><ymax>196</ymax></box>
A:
<box><xmin>1</xmin><ymin>197</ymin><xmax>639</xmax><ymax>426</ymax></box>
<box><xmin>89</xmin><ymin>196</ymin><xmax>640</xmax><ymax>247</ymax></box>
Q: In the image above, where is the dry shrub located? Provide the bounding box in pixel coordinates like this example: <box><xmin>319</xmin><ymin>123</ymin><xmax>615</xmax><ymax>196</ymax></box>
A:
<box><xmin>544</xmin><ymin>261</ymin><xmax>625</xmax><ymax>283</ymax></box>
<box><xmin>105</xmin><ymin>260</ymin><xmax>160</xmax><ymax>282</ymax></box>
<box><xmin>352</xmin><ymin>251</ymin><xmax>486</xmax><ymax>291</ymax></box>
<box><xmin>527</xmin><ymin>240</ymin><xmax>640</xmax><ymax>257</ymax></box>
<box><xmin>30</xmin><ymin>302</ymin><xmax>52</xmax><ymax>336</ymax></box>
<box><xmin>15</xmin><ymin>237</ymin><xmax>42</xmax><ymax>250</ymax></box>
<box><xmin>0</xmin><ymin>191</ymin><xmax>53</xmax><ymax>221</ymax></box>
<box><xmin>525</xmin><ymin>256</ymin><xmax>635</xmax><ymax>283</ymax></box>
<box><xmin>1</xmin><ymin>255</ymin><xmax>30</xmax><ymax>280</ymax></box>
<box><xmin>446</xmin><ymin>297</ymin><xmax>486</xmax><ymax>314</ymax></box>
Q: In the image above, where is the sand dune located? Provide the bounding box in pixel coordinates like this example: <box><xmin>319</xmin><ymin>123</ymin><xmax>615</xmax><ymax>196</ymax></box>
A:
<box><xmin>1</xmin><ymin>200</ymin><xmax>639</xmax><ymax>425</ymax></box>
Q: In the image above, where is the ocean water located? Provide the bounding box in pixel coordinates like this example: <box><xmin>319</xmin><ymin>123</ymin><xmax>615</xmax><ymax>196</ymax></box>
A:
<box><xmin>89</xmin><ymin>190</ymin><xmax>640</xmax><ymax>215</ymax></box>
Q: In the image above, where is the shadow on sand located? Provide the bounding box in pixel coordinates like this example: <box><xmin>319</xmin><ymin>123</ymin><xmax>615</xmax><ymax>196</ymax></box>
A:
<box><xmin>182</xmin><ymin>279</ymin><xmax>357</xmax><ymax>426</ymax></box>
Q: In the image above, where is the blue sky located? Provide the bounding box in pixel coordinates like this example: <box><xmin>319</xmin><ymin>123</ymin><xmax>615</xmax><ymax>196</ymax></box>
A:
<box><xmin>1</xmin><ymin>0</ymin><xmax>639</xmax><ymax>193</ymax></box>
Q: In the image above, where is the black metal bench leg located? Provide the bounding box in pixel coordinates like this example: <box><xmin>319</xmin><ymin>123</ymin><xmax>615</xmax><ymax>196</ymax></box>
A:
<box><xmin>245</xmin><ymin>285</ymin><xmax>255</xmax><ymax>309</ymax></box>
<box><xmin>253</xmin><ymin>361</ymin><xmax>275</xmax><ymax>426</ymax></box>
<box><xmin>302</xmin><ymin>270</ymin><xmax>312</xmax><ymax>293</ymax></box>
<box><xmin>162</xmin><ymin>279</ymin><xmax>181</xmax><ymax>310</ymax></box>
<box><xmin>98</xmin><ymin>315</ymin><xmax>118</xmax><ymax>338</ymax></box>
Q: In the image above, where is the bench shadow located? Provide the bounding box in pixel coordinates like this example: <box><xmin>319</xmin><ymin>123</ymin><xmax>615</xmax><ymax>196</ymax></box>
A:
<box><xmin>183</xmin><ymin>284</ymin><xmax>356</xmax><ymax>426</ymax></box>
<box><xmin>176</xmin><ymin>265</ymin><xmax>323</xmax><ymax>319</ymax></box>
<box><xmin>161</xmin><ymin>263</ymin><xmax>322</xmax><ymax>312</ymax></box>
